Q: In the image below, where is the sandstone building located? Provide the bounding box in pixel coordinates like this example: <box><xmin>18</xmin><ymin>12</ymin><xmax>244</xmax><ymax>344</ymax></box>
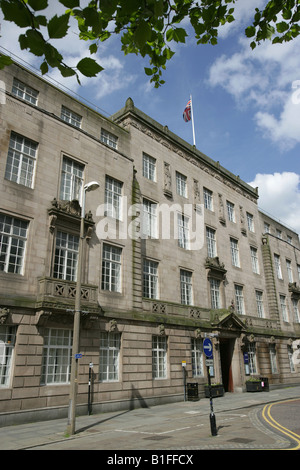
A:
<box><xmin>0</xmin><ymin>61</ymin><xmax>299</xmax><ymax>425</ymax></box>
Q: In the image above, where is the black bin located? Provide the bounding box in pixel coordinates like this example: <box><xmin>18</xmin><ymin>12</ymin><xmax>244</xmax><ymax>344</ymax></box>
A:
<box><xmin>186</xmin><ymin>383</ymin><xmax>199</xmax><ymax>401</ymax></box>
<box><xmin>260</xmin><ymin>377</ymin><xmax>269</xmax><ymax>392</ymax></box>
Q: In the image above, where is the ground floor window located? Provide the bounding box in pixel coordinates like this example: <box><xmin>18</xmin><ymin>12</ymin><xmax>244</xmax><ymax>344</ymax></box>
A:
<box><xmin>191</xmin><ymin>338</ymin><xmax>204</xmax><ymax>377</ymax></box>
<box><xmin>99</xmin><ymin>332</ymin><xmax>121</xmax><ymax>382</ymax></box>
<box><xmin>152</xmin><ymin>335</ymin><xmax>167</xmax><ymax>379</ymax></box>
<box><xmin>0</xmin><ymin>325</ymin><xmax>16</xmax><ymax>387</ymax></box>
<box><xmin>288</xmin><ymin>345</ymin><xmax>296</xmax><ymax>372</ymax></box>
<box><xmin>41</xmin><ymin>328</ymin><xmax>72</xmax><ymax>385</ymax></box>
<box><xmin>269</xmin><ymin>344</ymin><xmax>278</xmax><ymax>374</ymax></box>
<box><xmin>247</xmin><ymin>343</ymin><xmax>257</xmax><ymax>374</ymax></box>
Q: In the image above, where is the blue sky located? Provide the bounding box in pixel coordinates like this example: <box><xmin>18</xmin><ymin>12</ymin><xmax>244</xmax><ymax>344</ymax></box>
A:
<box><xmin>1</xmin><ymin>0</ymin><xmax>300</xmax><ymax>233</ymax></box>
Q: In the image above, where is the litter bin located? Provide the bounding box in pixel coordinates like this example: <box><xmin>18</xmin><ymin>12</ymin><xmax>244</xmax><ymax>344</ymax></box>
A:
<box><xmin>260</xmin><ymin>377</ymin><xmax>269</xmax><ymax>392</ymax></box>
<box><xmin>186</xmin><ymin>383</ymin><xmax>199</xmax><ymax>401</ymax></box>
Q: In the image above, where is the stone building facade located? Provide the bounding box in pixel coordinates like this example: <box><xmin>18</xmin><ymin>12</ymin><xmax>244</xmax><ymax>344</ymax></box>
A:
<box><xmin>0</xmin><ymin>61</ymin><xmax>299</xmax><ymax>425</ymax></box>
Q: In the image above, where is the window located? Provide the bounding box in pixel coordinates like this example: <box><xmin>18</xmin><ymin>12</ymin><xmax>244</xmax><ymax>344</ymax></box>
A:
<box><xmin>246</xmin><ymin>212</ymin><xmax>254</xmax><ymax>232</ymax></box>
<box><xmin>0</xmin><ymin>326</ymin><xmax>16</xmax><ymax>387</ymax></box>
<box><xmin>235</xmin><ymin>284</ymin><xmax>245</xmax><ymax>314</ymax></box>
<box><xmin>255</xmin><ymin>290</ymin><xmax>264</xmax><ymax>318</ymax></box>
<box><xmin>0</xmin><ymin>214</ymin><xmax>28</xmax><ymax>275</ymax></box>
<box><xmin>5</xmin><ymin>132</ymin><xmax>38</xmax><ymax>188</ymax></box>
<box><xmin>152</xmin><ymin>335</ymin><xmax>167</xmax><ymax>379</ymax></box>
<box><xmin>105</xmin><ymin>176</ymin><xmax>123</xmax><ymax>220</ymax></box>
<box><xmin>101</xmin><ymin>244</ymin><xmax>122</xmax><ymax>292</ymax></box>
<box><xmin>191</xmin><ymin>338</ymin><xmax>204</xmax><ymax>377</ymax></box>
<box><xmin>269</xmin><ymin>344</ymin><xmax>278</xmax><ymax>374</ymax></box>
<box><xmin>99</xmin><ymin>332</ymin><xmax>121</xmax><ymax>382</ymax></box>
<box><xmin>206</xmin><ymin>227</ymin><xmax>216</xmax><ymax>258</ymax></box>
<box><xmin>247</xmin><ymin>343</ymin><xmax>257</xmax><ymax>374</ymax></box>
<box><xmin>176</xmin><ymin>172</ymin><xmax>187</xmax><ymax>197</ymax></box>
<box><xmin>226</xmin><ymin>201</ymin><xmax>235</xmax><ymax>222</ymax></box>
<box><xmin>230</xmin><ymin>238</ymin><xmax>240</xmax><ymax>267</ymax></box>
<box><xmin>53</xmin><ymin>231</ymin><xmax>79</xmax><ymax>282</ymax></box>
<box><xmin>280</xmin><ymin>295</ymin><xmax>289</xmax><ymax>322</ymax></box>
<box><xmin>143</xmin><ymin>259</ymin><xmax>158</xmax><ymax>299</ymax></box>
<box><xmin>180</xmin><ymin>269</ymin><xmax>193</xmax><ymax>305</ymax></box>
<box><xmin>250</xmin><ymin>247</ymin><xmax>259</xmax><ymax>274</ymax></box>
<box><xmin>142</xmin><ymin>199</ymin><xmax>157</xmax><ymax>238</ymax></box>
<box><xmin>292</xmin><ymin>299</ymin><xmax>300</xmax><ymax>323</ymax></box>
<box><xmin>60</xmin><ymin>156</ymin><xmax>84</xmax><ymax>201</ymax></box>
<box><xmin>61</xmin><ymin>105</ymin><xmax>81</xmax><ymax>128</ymax></box>
<box><xmin>276</xmin><ymin>229</ymin><xmax>282</xmax><ymax>239</ymax></box>
<box><xmin>298</xmin><ymin>264</ymin><xmax>300</xmax><ymax>281</ymax></box>
<box><xmin>178</xmin><ymin>214</ymin><xmax>189</xmax><ymax>249</ymax></box>
<box><xmin>286</xmin><ymin>259</ymin><xmax>293</xmax><ymax>283</ymax></box>
<box><xmin>12</xmin><ymin>78</ymin><xmax>38</xmax><ymax>105</ymax></box>
<box><xmin>142</xmin><ymin>153</ymin><xmax>156</xmax><ymax>181</ymax></box>
<box><xmin>274</xmin><ymin>254</ymin><xmax>283</xmax><ymax>279</ymax></box>
<box><xmin>264</xmin><ymin>222</ymin><xmax>270</xmax><ymax>233</ymax></box>
<box><xmin>288</xmin><ymin>345</ymin><xmax>295</xmax><ymax>372</ymax></box>
<box><xmin>100</xmin><ymin>129</ymin><xmax>118</xmax><ymax>149</ymax></box>
<box><xmin>210</xmin><ymin>278</ymin><xmax>220</xmax><ymax>309</ymax></box>
<box><xmin>287</xmin><ymin>235</ymin><xmax>292</xmax><ymax>244</ymax></box>
<box><xmin>41</xmin><ymin>328</ymin><xmax>72</xmax><ymax>385</ymax></box>
<box><xmin>203</xmin><ymin>188</ymin><xmax>213</xmax><ymax>210</ymax></box>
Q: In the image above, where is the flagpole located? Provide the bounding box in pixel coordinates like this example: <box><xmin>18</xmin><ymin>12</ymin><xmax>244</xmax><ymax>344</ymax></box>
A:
<box><xmin>190</xmin><ymin>94</ymin><xmax>196</xmax><ymax>147</ymax></box>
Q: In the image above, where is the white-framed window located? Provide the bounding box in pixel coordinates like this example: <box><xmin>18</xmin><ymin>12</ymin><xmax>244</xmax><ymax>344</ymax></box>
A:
<box><xmin>101</xmin><ymin>243</ymin><xmax>122</xmax><ymax>292</ymax></box>
<box><xmin>177</xmin><ymin>214</ymin><xmax>189</xmax><ymax>249</ymax></box>
<box><xmin>276</xmin><ymin>229</ymin><xmax>282</xmax><ymax>239</ymax></box>
<box><xmin>152</xmin><ymin>335</ymin><xmax>167</xmax><ymax>379</ymax></box>
<box><xmin>235</xmin><ymin>284</ymin><xmax>245</xmax><ymax>314</ymax></box>
<box><xmin>269</xmin><ymin>344</ymin><xmax>278</xmax><ymax>374</ymax></box>
<box><xmin>53</xmin><ymin>231</ymin><xmax>79</xmax><ymax>282</ymax></box>
<box><xmin>12</xmin><ymin>78</ymin><xmax>38</xmax><ymax>105</ymax></box>
<box><xmin>247</xmin><ymin>343</ymin><xmax>257</xmax><ymax>375</ymax></box>
<box><xmin>0</xmin><ymin>326</ymin><xmax>16</xmax><ymax>387</ymax></box>
<box><xmin>143</xmin><ymin>259</ymin><xmax>158</xmax><ymax>299</ymax></box>
<box><xmin>250</xmin><ymin>247</ymin><xmax>260</xmax><ymax>274</ymax></box>
<box><xmin>280</xmin><ymin>294</ymin><xmax>289</xmax><ymax>322</ymax></box>
<box><xmin>99</xmin><ymin>332</ymin><xmax>121</xmax><ymax>382</ymax></box>
<box><xmin>41</xmin><ymin>328</ymin><xmax>72</xmax><ymax>385</ymax></box>
<box><xmin>287</xmin><ymin>235</ymin><xmax>292</xmax><ymax>244</ymax></box>
<box><xmin>203</xmin><ymin>188</ymin><xmax>213</xmax><ymax>210</ymax></box>
<box><xmin>210</xmin><ymin>278</ymin><xmax>220</xmax><ymax>309</ymax></box>
<box><xmin>5</xmin><ymin>132</ymin><xmax>38</xmax><ymax>188</ymax></box>
<box><xmin>274</xmin><ymin>254</ymin><xmax>283</xmax><ymax>279</ymax></box>
<box><xmin>191</xmin><ymin>338</ymin><xmax>204</xmax><ymax>377</ymax></box>
<box><xmin>255</xmin><ymin>290</ymin><xmax>264</xmax><ymax>318</ymax></box>
<box><xmin>0</xmin><ymin>214</ymin><xmax>29</xmax><ymax>275</ymax></box>
<box><xmin>230</xmin><ymin>237</ymin><xmax>240</xmax><ymax>267</ymax></box>
<box><xmin>206</xmin><ymin>227</ymin><xmax>217</xmax><ymax>258</ymax></box>
<box><xmin>246</xmin><ymin>212</ymin><xmax>254</xmax><ymax>232</ymax></box>
<box><xmin>142</xmin><ymin>199</ymin><xmax>157</xmax><ymax>238</ymax></box>
<box><xmin>100</xmin><ymin>128</ymin><xmax>118</xmax><ymax>149</ymax></box>
<box><xmin>288</xmin><ymin>345</ymin><xmax>295</xmax><ymax>372</ymax></box>
<box><xmin>180</xmin><ymin>269</ymin><xmax>193</xmax><ymax>305</ymax></box>
<box><xmin>176</xmin><ymin>171</ymin><xmax>187</xmax><ymax>197</ymax></box>
<box><xmin>286</xmin><ymin>259</ymin><xmax>293</xmax><ymax>283</ymax></box>
<box><xmin>226</xmin><ymin>201</ymin><xmax>235</xmax><ymax>222</ymax></box>
<box><xmin>142</xmin><ymin>153</ymin><xmax>156</xmax><ymax>181</ymax></box>
<box><xmin>264</xmin><ymin>222</ymin><xmax>270</xmax><ymax>233</ymax></box>
<box><xmin>59</xmin><ymin>156</ymin><xmax>84</xmax><ymax>201</ymax></box>
<box><xmin>292</xmin><ymin>298</ymin><xmax>300</xmax><ymax>323</ymax></box>
<box><xmin>61</xmin><ymin>105</ymin><xmax>82</xmax><ymax>128</ymax></box>
<box><xmin>105</xmin><ymin>176</ymin><xmax>123</xmax><ymax>220</ymax></box>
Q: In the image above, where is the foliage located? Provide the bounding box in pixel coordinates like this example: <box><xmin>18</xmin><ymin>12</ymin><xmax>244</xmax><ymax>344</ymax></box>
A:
<box><xmin>0</xmin><ymin>0</ymin><xmax>300</xmax><ymax>87</ymax></box>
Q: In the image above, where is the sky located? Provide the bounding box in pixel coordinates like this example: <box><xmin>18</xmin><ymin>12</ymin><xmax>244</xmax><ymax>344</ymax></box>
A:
<box><xmin>0</xmin><ymin>0</ymin><xmax>300</xmax><ymax>234</ymax></box>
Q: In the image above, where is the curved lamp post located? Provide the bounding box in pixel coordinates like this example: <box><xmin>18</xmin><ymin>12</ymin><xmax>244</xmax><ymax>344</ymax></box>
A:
<box><xmin>67</xmin><ymin>181</ymin><xmax>99</xmax><ymax>436</ymax></box>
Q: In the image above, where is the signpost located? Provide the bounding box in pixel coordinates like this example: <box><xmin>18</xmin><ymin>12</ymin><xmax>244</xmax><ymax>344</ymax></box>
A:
<box><xmin>182</xmin><ymin>360</ymin><xmax>187</xmax><ymax>401</ymax></box>
<box><xmin>203</xmin><ymin>338</ymin><xmax>218</xmax><ymax>436</ymax></box>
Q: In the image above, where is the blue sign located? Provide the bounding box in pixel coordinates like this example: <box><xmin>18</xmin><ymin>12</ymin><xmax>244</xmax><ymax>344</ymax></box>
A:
<box><xmin>243</xmin><ymin>353</ymin><xmax>249</xmax><ymax>364</ymax></box>
<box><xmin>75</xmin><ymin>353</ymin><xmax>82</xmax><ymax>359</ymax></box>
<box><xmin>203</xmin><ymin>338</ymin><xmax>213</xmax><ymax>358</ymax></box>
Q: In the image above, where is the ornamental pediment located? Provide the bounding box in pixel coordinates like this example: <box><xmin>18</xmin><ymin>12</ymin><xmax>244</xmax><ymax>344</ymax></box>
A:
<box><xmin>211</xmin><ymin>310</ymin><xmax>247</xmax><ymax>332</ymax></box>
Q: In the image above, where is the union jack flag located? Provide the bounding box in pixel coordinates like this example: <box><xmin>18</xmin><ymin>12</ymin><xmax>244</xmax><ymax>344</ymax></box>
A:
<box><xmin>183</xmin><ymin>99</ymin><xmax>191</xmax><ymax>122</ymax></box>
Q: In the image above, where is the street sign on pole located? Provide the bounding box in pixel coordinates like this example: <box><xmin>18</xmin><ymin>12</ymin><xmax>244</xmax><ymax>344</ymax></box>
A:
<box><xmin>203</xmin><ymin>337</ymin><xmax>217</xmax><ymax>436</ymax></box>
<box><xmin>203</xmin><ymin>337</ymin><xmax>213</xmax><ymax>358</ymax></box>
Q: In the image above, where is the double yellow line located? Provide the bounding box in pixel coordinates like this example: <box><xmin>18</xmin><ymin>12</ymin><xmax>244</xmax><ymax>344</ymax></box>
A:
<box><xmin>262</xmin><ymin>399</ymin><xmax>300</xmax><ymax>450</ymax></box>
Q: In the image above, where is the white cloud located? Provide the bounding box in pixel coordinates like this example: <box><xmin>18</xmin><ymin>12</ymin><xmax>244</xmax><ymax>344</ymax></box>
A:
<box><xmin>248</xmin><ymin>172</ymin><xmax>300</xmax><ymax>234</ymax></box>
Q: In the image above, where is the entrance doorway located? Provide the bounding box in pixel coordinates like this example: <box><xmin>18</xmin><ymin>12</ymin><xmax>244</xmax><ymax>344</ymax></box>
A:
<box><xmin>220</xmin><ymin>338</ymin><xmax>235</xmax><ymax>392</ymax></box>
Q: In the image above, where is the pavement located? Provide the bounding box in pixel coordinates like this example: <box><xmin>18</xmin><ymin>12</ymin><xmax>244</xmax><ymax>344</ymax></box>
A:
<box><xmin>0</xmin><ymin>385</ymin><xmax>300</xmax><ymax>452</ymax></box>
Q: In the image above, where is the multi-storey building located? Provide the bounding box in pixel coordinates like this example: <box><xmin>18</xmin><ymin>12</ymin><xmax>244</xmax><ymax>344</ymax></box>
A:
<box><xmin>0</xmin><ymin>61</ymin><xmax>299</xmax><ymax>425</ymax></box>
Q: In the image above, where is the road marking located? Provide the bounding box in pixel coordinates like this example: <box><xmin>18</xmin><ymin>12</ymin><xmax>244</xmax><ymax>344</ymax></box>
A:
<box><xmin>262</xmin><ymin>400</ymin><xmax>300</xmax><ymax>450</ymax></box>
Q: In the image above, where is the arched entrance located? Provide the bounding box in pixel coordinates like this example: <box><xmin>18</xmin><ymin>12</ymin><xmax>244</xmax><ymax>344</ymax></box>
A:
<box><xmin>220</xmin><ymin>337</ymin><xmax>235</xmax><ymax>392</ymax></box>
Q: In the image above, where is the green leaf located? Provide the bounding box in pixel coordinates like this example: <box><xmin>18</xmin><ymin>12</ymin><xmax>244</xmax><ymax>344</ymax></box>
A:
<box><xmin>144</xmin><ymin>67</ymin><xmax>153</xmax><ymax>76</ymax></box>
<box><xmin>245</xmin><ymin>26</ymin><xmax>256</xmax><ymax>37</ymax></box>
<box><xmin>40</xmin><ymin>61</ymin><xmax>49</xmax><ymax>75</ymax></box>
<box><xmin>59</xmin><ymin>0</ymin><xmax>80</xmax><ymax>7</ymax></box>
<box><xmin>134</xmin><ymin>21</ymin><xmax>152</xmax><ymax>48</ymax></box>
<box><xmin>1</xmin><ymin>0</ymin><xmax>32</xmax><ymax>27</ymax></box>
<box><xmin>276</xmin><ymin>21</ymin><xmax>289</xmax><ymax>33</ymax></box>
<box><xmin>24</xmin><ymin>29</ymin><xmax>46</xmax><ymax>56</ymax></box>
<box><xmin>47</xmin><ymin>14</ymin><xmax>70</xmax><ymax>39</ymax></box>
<box><xmin>28</xmin><ymin>0</ymin><xmax>48</xmax><ymax>11</ymax></box>
<box><xmin>0</xmin><ymin>54</ymin><xmax>13</xmax><ymax>69</ymax></box>
<box><xmin>172</xmin><ymin>27</ymin><xmax>187</xmax><ymax>43</ymax></box>
<box><xmin>89</xmin><ymin>43</ymin><xmax>98</xmax><ymax>54</ymax></box>
<box><xmin>76</xmin><ymin>57</ymin><xmax>103</xmax><ymax>77</ymax></box>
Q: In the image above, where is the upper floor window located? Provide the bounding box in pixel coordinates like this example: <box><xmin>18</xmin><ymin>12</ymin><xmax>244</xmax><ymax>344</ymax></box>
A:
<box><xmin>0</xmin><ymin>214</ymin><xmax>28</xmax><ymax>275</ymax></box>
<box><xmin>276</xmin><ymin>229</ymin><xmax>282</xmax><ymax>239</ymax></box>
<box><xmin>255</xmin><ymin>290</ymin><xmax>264</xmax><ymax>318</ymax></box>
<box><xmin>235</xmin><ymin>284</ymin><xmax>245</xmax><ymax>314</ymax></box>
<box><xmin>61</xmin><ymin>105</ymin><xmax>82</xmax><ymax>128</ymax></box>
<box><xmin>250</xmin><ymin>246</ymin><xmax>260</xmax><ymax>274</ymax></box>
<box><xmin>206</xmin><ymin>227</ymin><xmax>217</xmax><ymax>258</ymax></box>
<box><xmin>60</xmin><ymin>156</ymin><xmax>84</xmax><ymax>201</ymax></box>
<box><xmin>203</xmin><ymin>188</ymin><xmax>213</xmax><ymax>211</ymax></box>
<box><xmin>100</xmin><ymin>129</ymin><xmax>118</xmax><ymax>149</ymax></box>
<box><xmin>246</xmin><ymin>212</ymin><xmax>254</xmax><ymax>232</ymax></box>
<box><xmin>264</xmin><ymin>222</ymin><xmax>270</xmax><ymax>233</ymax></box>
<box><xmin>230</xmin><ymin>237</ymin><xmax>240</xmax><ymax>267</ymax></box>
<box><xmin>5</xmin><ymin>132</ymin><xmax>38</xmax><ymax>188</ymax></box>
<box><xmin>105</xmin><ymin>176</ymin><xmax>123</xmax><ymax>220</ymax></box>
<box><xmin>226</xmin><ymin>201</ymin><xmax>235</xmax><ymax>222</ymax></box>
<box><xmin>180</xmin><ymin>269</ymin><xmax>193</xmax><ymax>305</ymax></box>
<box><xmin>12</xmin><ymin>78</ymin><xmax>38</xmax><ymax>105</ymax></box>
<box><xmin>143</xmin><ymin>259</ymin><xmax>158</xmax><ymax>299</ymax></box>
<box><xmin>279</xmin><ymin>294</ymin><xmax>289</xmax><ymax>322</ymax></box>
<box><xmin>53</xmin><ymin>231</ymin><xmax>79</xmax><ymax>282</ymax></box>
<box><xmin>286</xmin><ymin>259</ymin><xmax>293</xmax><ymax>283</ymax></box>
<box><xmin>274</xmin><ymin>254</ymin><xmax>283</xmax><ymax>279</ymax></box>
<box><xmin>292</xmin><ymin>299</ymin><xmax>300</xmax><ymax>323</ymax></box>
<box><xmin>101</xmin><ymin>243</ymin><xmax>122</xmax><ymax>292</ymax></box>
<box><xmin>176</xmin><ymin>171</ymin><xmax>187</xmax><ymax>197</ymax></box>
<box><xmin>142</xmin><ymin>153</ymin><xmax>156</xmax><ymax>181</ymax></box>
<box><xmin>177</xmin><ymin>214</ymin><xmax>189</xmax><ymax>249</ymax></box>
<box><xmin>142</xmin><ymin>199</ymin><xmax>157</xmax><ymax>238</ymax></box>
<box><xmin>210</xmin><ymin>278</ymin><xmax>221</xmax><ymax>309</ymax></box>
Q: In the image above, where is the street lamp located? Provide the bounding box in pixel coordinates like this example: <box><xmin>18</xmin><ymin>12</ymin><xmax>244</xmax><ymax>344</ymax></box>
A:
<box><xmin>67</xmin><ymin>181</ymin><xmax>99</xmax><ymax>436</ymax></box>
